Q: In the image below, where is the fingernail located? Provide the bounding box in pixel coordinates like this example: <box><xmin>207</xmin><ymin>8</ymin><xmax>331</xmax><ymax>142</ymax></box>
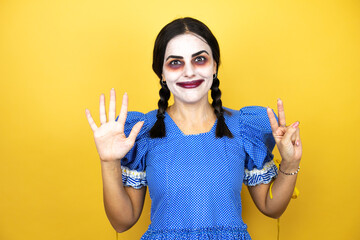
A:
<box><xmin>296</xmin><ymin>140</ymin><xmax>300</xmax><ymax>146</ymax></box>
<box><xmin>292</xmin><ymin>121</ymin><xmax>299</xmax><ymax>128</ymax></box>
<box><xmin>277</xmin><ymin>98</ymin><xmax>282</xmax><ymax>102</ymax></box>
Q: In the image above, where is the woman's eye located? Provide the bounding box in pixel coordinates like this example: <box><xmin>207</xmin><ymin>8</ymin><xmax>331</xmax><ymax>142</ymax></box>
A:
<box><xmin>194</xmin><ymin>56</ymin><xmax>206</xmax><ymax>63</ymax></box>
<box><xmin>170</xmin><ymin>60</ymin><xmax>182</xmax><ymax>65</ymax></box>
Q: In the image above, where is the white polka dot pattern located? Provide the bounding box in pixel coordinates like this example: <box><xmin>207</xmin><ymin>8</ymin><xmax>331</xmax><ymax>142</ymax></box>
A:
<box><xmin>239</xmin><ymin>106</ymin><xmax>278</xmax><ymax>186</ymax></box>
<box><xmin>116</xmin><ymin>106</ymin><xmax>278</xmax><ymax>239</ymax></box>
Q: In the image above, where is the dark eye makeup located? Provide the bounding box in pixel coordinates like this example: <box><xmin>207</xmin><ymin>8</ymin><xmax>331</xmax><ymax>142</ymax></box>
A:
<box><xmin>194</xmin><ymin>56</ymin><xmax>207</xmax><ymax>64</ymax></box>
<box><xmin>167</xmin><ymin>60</ymin><xmax>183</xmax><ymax>69</ymax></box>
<box><xmin>170</xmin><ymin>60</ymin><xmax>182</xmax><ymax>65</ymax></box>
<box><xmin>165</xmin><ymin>52</ymin><xmax>209</xmax><ymax>70</ymax></box>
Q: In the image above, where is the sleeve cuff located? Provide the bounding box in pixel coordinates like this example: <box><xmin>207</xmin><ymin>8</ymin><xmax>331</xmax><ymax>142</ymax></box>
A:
<box><xmin>121</xmin><ymin>166</ymin><xmax>147</xmax><ymax>189</ymax></box>
<box><xmin>243</xmin><ymin>160</ymin><xmax>278</xmax><ymax>186</ymax></box>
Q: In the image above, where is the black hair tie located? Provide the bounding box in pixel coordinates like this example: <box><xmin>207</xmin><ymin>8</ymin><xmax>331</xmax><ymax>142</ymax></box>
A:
<box><xmin>156</xmin><ymin>113</ymin><xmax>165</xmax><ymax>119</ymax></box>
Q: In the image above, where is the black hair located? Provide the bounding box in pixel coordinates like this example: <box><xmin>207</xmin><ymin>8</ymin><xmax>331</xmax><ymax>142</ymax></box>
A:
<box><xmin>150</xmin><ymin>17</ymin><xmax>233</xmax><ymax>138</ymax></box>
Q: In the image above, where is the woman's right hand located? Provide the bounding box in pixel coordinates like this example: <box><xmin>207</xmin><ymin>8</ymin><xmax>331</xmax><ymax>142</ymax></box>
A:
<box><xmin>85</xmin><ymin>89</ymin><xmax>144</xmax><ymax>162</ymax></box>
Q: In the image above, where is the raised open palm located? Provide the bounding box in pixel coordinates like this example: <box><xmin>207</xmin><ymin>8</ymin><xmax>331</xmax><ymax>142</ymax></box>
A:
<box><xmin>85</xmin><ymin>89</ymin><xmax>144</xmax><ymax>162</ymax></box>
<box><xmin>267</xmin><ymin>99</ymin><xmax>302</xmax><ymax>165</ymax></box>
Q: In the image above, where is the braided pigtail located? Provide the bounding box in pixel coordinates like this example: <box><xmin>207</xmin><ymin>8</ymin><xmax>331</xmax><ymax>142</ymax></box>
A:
<box><xmin>150</xmin><ymin>80</ymin><xmax>171</xmax><ymax>138</ymax></box>
<box><xmin>211</xmin><ymin>76</ymin><xmax>233</xmax><ymax>138</ymax></box>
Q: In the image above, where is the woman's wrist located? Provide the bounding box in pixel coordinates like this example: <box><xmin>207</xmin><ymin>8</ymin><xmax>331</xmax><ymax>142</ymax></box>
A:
<box><xmin>279</xmin><ymin>164</ymin><xmax>300</xmax><ymax>175</ymax></box>
<box><xmin>278</xmin><ymin>160</ymin><xmax>300</xmax><ymax>173</ymax></box>
<box><xmin>100</xmin><ymin>160</ymin><xmax>122</xmax><ymax>171</ymax></box>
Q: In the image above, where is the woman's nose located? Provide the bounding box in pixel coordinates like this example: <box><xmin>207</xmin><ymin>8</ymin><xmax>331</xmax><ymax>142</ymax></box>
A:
<box><xmin>183</xmin><ymin>63</ymin><xmax>195</xmax><ymax>78</ymax></box>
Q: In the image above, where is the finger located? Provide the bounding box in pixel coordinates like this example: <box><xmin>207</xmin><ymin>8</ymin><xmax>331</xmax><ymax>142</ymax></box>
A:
<box><xmin>85</xmin><ymin>109</ymin><xmax>98</xmax><ymax>132</ymax></box>
<box><xmin>282</xmin><ymin>121</ymin><xmax>299</xmax><ymax>145</ymax></box>
<box><xmin>117</xmin><ymin>93</ymin><xmax>128</xmax><ymax>128</ymax></box>
<box><xmin>294</xmin><ymin>129</ymin><xmax>302</xmax><ymax>159</ymax></box>
<box><xmin>99</xmin><ymin>94</ymin><xmax>107</xmax><ymax>125</ymax></box>
<box><xmin>290</xmin><ymin>126</ymin><xmax>301</xmax><ymax>145</ymax></box>
<box><xmin>267</xmin><ymin>107</ymin><xmax>279</xmax><ymax>133</ymax></box>
<box><xmin>295</xmin><ymin>127</ymin><xmax>301</xmax><ymax>147</ymax></box>
<box><xmin>127</xmin><ymin>121</ymin><xmax>144</xmax><ymax>143</ymax></box>
<box><xmin>291</xmin><ymin>128</ymin><xmax>297</xmax><ymax>144</ymax></box>
<box><xmin>277</xmin><ymin>98</ymin><xmax>286</xmax><ymax>127</ymax></box>
<box><xmin>109</xmin><ymin>88</ymin><xmax>116</xmax><ymax>121</ymax></box>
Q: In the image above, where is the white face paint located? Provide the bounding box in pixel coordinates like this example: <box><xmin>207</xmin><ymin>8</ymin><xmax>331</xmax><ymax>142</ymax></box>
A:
<box><xmin>162</xmin><ymin>33</ymin><xmax>217</xmax><ymax>105</ymax></box>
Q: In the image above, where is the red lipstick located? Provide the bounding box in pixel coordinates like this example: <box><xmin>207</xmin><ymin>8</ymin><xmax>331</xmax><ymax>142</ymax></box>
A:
<box><xmin>176</xmin><ymin>80</ymin><xmax>204</xmax><ymax>89</ymax></box>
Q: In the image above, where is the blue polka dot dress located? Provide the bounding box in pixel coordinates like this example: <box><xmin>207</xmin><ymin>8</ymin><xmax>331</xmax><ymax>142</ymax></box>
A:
<box><xmin>117</xmin><ymin>106</ymin><xmax>278</xmax><ymax>240</ymax></box>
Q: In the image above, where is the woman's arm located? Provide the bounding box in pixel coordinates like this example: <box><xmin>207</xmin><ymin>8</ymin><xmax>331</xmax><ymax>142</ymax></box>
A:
<box><xmin>248</xmin><ymin>99</ymin><xmax>302</xmax><ymax>219</ymax></box>
<box><xmin>247</xmin><ymin>162</ymin><xmax>298</xmax><ymax>218</ymax></box>
<box><xmin>86</xmin><ymin>89</ymin><xmax>146</xmax><ymax>232</ymax></box>
<box><xmin>101</xmin><ymin>161</ymin><xmax>146</xmax><ymax>232</ymax></box>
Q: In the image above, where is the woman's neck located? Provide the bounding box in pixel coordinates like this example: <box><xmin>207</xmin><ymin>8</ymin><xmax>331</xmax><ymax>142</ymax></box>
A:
<box><xmin>166</xmin><ymin>97</ymin><xmax>216</xmax><ymax>134</ymax></box>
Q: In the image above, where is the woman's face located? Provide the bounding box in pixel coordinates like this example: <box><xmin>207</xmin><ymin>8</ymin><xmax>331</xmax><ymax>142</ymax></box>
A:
<box><xmin>162</xmin><ymin>33</ymin><xmax>217</xmax><ymax>105</ymax></box>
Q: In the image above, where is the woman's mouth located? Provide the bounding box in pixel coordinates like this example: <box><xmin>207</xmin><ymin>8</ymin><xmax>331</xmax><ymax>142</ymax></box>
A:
<box><xmin>176</xmin><ymin>80</ymin><xmax>204</xmax><ymax>89</ymax></box>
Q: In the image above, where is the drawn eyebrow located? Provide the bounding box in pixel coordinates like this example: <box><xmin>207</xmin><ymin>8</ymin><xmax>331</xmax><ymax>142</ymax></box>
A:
<box><xmin>192</xmin><ymin>50</ymin><xmax>209</xmax><ymax>58</ymax></box>
<box><xmin>165</xmin><ymin>50</ymin><xmax>209</xmax><ymax>61</ymax></box>
<box><xmin>166</xmin><ymin>55</ymin><xmax>183</xmax><ymax>61</ymax></box>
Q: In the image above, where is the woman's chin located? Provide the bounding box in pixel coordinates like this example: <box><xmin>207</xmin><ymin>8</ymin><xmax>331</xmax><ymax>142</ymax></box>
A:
<box><xmin>173</xmin><ymin>94</ymin><xmax>209</xmax><ymax>105</ymax></box>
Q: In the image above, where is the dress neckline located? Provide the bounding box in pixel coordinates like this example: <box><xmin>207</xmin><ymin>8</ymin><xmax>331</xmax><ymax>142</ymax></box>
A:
<box><xmin>165</xmin><ymin>111</ymin><xmax>217</xmax><ymax>136</ymax></box>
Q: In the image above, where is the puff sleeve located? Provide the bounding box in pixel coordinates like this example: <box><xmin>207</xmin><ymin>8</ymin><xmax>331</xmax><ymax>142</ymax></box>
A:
<box><xmin>240</xmin><ymin>106</ymin><xmax>278</xmax><ymax>186</ymax></box>
<box><xmin>115</xmin><ymin>111</ymin><xmax>149</xmax><ymax>189</ymax></box>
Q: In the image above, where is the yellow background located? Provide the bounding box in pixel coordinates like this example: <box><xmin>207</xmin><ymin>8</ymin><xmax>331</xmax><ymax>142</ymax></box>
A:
<box><xmin>1</xmin><ymin>0</ymin><xmax>359</xmax><ymax>239</ymax></box>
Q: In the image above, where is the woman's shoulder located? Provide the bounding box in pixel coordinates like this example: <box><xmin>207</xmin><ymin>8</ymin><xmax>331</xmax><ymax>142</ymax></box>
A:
<box><xmin>223</xmin><ymin>106</ymin><xmax>273</xmax><ymax>134</ymax></box>
<box><xmin>223</xmin><ymin>106</ymin><xmax>269</xmax><ymax>121</ymax></box>
<box><xmin>224</xmin><ymin>105</ymin><xmax>268</xmax><ymax>113</ymax></box>
<box><xmin>224</xmin><ymin>105</ymin><xmax>268</xmax><ymax>114</ymax></box>
<box><xmin>238</xmin><ymin>106</ymin><xmax>274</xmax><ymax>131</ymax></box>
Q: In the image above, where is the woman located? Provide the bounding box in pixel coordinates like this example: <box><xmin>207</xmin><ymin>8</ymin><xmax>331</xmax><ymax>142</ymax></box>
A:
<box><xmin>85</xmin><ymin>17</ymin><xmax>302</xmax><ymax>239</ymax></box>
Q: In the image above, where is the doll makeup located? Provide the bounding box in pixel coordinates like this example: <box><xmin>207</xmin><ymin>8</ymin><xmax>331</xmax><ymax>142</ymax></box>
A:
<box><xmin>162</xmin><ymin>34</ymin><xmax>216</xmax><ymax>104</ymax></box>
<box><xmin>165</xmin><ymin>50</ymin><xmax>210</xmax><ymax>71</ymax></box>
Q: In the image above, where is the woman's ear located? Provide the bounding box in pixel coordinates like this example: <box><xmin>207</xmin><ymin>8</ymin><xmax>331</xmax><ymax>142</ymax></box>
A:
<box><xmin>213</xmin><ymin>61</ymin><xmax>217</xmax><ymax>75</ymax></box>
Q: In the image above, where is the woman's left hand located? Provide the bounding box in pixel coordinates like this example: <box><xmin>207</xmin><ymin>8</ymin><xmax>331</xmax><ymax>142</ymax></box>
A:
<box><xmin>267</xmin><ymin>99</ymin><xmax>302</xmax><ymax>170</ymax></box>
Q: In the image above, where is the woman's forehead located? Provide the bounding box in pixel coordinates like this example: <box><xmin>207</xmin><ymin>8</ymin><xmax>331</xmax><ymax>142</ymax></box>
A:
<box><xmin>164</xmin><ymin>33</ymin><xmax>212</xmax><ymax>57</ymax></box>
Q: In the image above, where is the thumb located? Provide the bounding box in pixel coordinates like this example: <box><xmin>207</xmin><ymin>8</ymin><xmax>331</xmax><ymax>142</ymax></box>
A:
<box><xmin>127</xmin><ymin>121</ymin><xmax>144</xmax><ymax>143</ymax></box>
